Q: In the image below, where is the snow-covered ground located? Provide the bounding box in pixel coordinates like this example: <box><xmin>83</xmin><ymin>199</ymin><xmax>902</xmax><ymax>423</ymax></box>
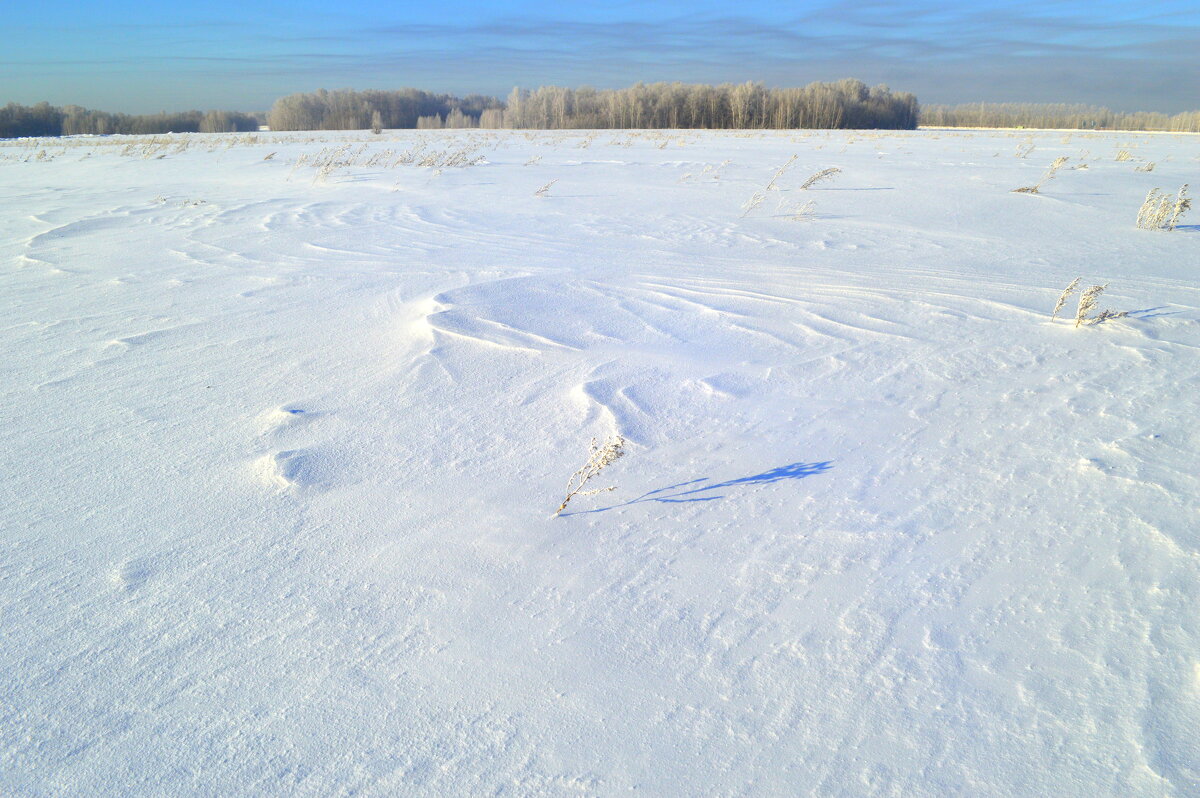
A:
<box><xmin>2</xmin><ymin>127</ymin><xmax>1198</xmax><ymax>796</ymax></box>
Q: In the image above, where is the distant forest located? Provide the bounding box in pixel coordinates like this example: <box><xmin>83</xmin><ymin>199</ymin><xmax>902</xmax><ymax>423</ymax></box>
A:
<box><xmin>7</xmin><ymin>88</ymin><xmax>1200</xmax><ymax>139</ymax></box>
<box><xmin>0</xmin><ymin>103</ymin><xmax>260</xmax><ymax>138</ymax></box>
<box><xmin>266</xmin><ymin>88</ymin><xmax>502</xmax><ymax>132</ymax></box>
<box><xmin>0</xmin><ymin>80</ymin><xmax>918</xmax><ymax>138</ymax></box>
<box><xmin>921</xmin><ymin>103</ymin><xmax>1200</xmax><ymax>133</ymax></box>
<box><xmin>267</xmin><ymin>81</ymin><xmax>919</xmax><ymax>131</ymax></box>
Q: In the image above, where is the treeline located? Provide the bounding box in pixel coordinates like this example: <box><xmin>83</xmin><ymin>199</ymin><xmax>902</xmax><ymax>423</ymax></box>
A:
<box><xmin>502</xmin><ymin>80</ymin><xmax>917</xmax><ymax>130</ymax></box>
<box><xmin>921</xmin><ymin>103</ymin><xmax>1200</xmax><ymax>132</ymax></box>
<box><xmin>268</xmin><ymin>80</ymin><xmax>919</xmax><ymax>131</ymax></box>
<box><xmin>0</xmin><ymin>102</ymin><xmax>260</xmax><ymax>138</ymax></box>
<box><xmin>6</xmin><ymin>80</ymin><xmax>918</xmax><ymax>136</ymax></box>
<box><xmin>267</xmin><ymin>89</ymin><xmax>502</xmax><ymax>131</ymax></box>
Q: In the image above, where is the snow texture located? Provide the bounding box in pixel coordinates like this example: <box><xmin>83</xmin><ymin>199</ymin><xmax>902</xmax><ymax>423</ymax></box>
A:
<box><xmin>2</xmin><ymin>128</ymin><xmax>1199</xmax><ymax>796</ymax></box>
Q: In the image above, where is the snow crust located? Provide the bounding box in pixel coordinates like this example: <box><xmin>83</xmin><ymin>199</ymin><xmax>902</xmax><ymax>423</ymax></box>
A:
<box><xmin>2</xmin><ymin>128</ymin><xmax>1199</xmax><ymax>795</ymax></box>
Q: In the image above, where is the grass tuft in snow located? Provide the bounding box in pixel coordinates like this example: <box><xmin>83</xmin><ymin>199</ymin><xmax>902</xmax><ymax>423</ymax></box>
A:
<box><xmin>1136</xmin><ymin>185</ymin><xmax>1191</xmax><ymax>231</ymax></box>
<box><xmin>1074</xmin><ymin>283</ymin><xmax>1128</xmax><ymax>327</ymax></box>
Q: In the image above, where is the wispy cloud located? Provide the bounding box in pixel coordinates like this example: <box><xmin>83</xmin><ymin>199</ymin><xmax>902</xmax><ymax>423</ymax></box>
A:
<box><xmin>5</xmin><ymin>2</ymin><xmax>1198</xmax><ymax>112</ymax></box>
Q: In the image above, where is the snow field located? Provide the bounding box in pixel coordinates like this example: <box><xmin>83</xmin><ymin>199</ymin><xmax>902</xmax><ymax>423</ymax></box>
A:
<box><xmin>2</xmin><ymin>127</ymin><xmax>1198</xmax><ymax>795</ymax></box>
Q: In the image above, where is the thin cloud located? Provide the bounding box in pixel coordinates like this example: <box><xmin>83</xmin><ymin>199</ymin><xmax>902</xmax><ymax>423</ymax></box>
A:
<box><xmin>5</xmin><ymin>4</ymin><xmax>1198</xmax><ymax>113</ymax></box>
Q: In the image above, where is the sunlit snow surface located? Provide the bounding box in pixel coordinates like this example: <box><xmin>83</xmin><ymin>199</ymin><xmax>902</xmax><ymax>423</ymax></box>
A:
<box><xmin>2</xmin><ymin>128</ymin><xmax>1198</xmax><ymax>796</ymax></box>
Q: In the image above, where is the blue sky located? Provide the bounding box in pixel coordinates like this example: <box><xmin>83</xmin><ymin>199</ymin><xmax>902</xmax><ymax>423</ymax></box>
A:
<box><xmin>3</xmin><ymin>0</ymin><xmax>1198</xmax><ymax>113</ymax></box>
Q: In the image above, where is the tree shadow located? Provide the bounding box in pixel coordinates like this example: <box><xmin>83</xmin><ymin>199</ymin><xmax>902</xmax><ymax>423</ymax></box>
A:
<box><xmin>563</xmin><ymin>460</ymin><xmax>833</xmax><ymax>515</ymax></box>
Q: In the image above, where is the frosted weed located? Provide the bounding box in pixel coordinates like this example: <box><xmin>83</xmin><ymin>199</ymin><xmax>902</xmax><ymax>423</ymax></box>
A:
<box><xmin>765</xmin><ymin>154</ymin><xmax>799</xmax><ymax>191</ymax></box>
<box><xmin>785</xmin><ymin>198</ymin><xmax>816</xmax><ymax>221</ymax></box>
<box><xmin>1051</xmin><ymin>278</ymin><xmax>1081</xmax><ymax>320</ymax></box>
<box><xmin>1052</xmin><ymin>279</ymin><xmax>1128</xmax><ymax>327</ymax></box>
<box><xmin>1013</xmin><ymin>156</ymin><xmax>1068</xmax><ymax>194</ymax></box>
<box><xmin>555</xmin><ymin>436</ymin><xmax>626</xmax><ymax>515</ymax></box>
<box><xmin>1136</xmin><ymin>185</ymin><xmax>1190</xmax><ymax>230</ymax></box>
<box><xmin>799</xmin><ymin>167</ymin><xmax>841</xmax><ymax>190</ymax></box>
<box><xmin>741</xmin><ymin>191</ymin><xmax>766</xmax><ymax>217</ymax></box>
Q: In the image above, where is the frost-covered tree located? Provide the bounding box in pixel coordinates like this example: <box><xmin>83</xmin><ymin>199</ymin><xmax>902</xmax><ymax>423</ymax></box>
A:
<box><xmin>921</xmin><ymin>103</ymin><xmax>1200</xmax><ymax>132</ymax></box>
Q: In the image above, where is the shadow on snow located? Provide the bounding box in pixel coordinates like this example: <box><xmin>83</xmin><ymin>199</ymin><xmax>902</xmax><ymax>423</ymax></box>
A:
<box><xmin>563</xmin><ymin>460</ymin><xmax>833</xmax><ymax>516</ymax></box>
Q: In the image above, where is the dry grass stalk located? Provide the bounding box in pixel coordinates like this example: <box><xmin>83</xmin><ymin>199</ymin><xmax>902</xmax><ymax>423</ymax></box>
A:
<box><xmin>1137</xmin><ymin>185</ymin><xmax>1191</xmax><ymax>230</ymax></box>
<box><xmin>1090</xmin><ymin>308</ymin><xmax>1129</xmax><ymax>325</ymax></box>
<box><xmin>1059</xmin><ymin>280</ymin><xmax>1129</xmax><ymax>327</ymax></box>
<box><xmin>1137</xmin><ymin>188</ymin><xmax>1166</xmax><ymax>228</ymax></box>
<box><xmin>790</xmin><ymin>199</ymin><xmax>817</xmax><ymax>221</ymax></box>
<box><xmin>799</xmin><ymin>167</ymin><xmax>841</xmax><ymax>190</ymax></box>
<box><xmin>555</xmin><ymin>436</ymin><xmax>626</xmax><ymax>515</ymax></box>
<box><xmin>1168</xmin><ymin>185</ymin><xmax>1192</xmax><ymax>229</ymax></box>
<box><xmin>765</xmin><ymin>154</ymin><xmax>799</xmax><ymax>191</ymax></box>
<box><xmin>1115</xmin><ymin>150</ymin><xmax>1134</xmax><ymax>162</ymax></box>
<box><xmin>1014</xmin><ymin>156</ymin><xmax>1068</xmax><ymax>194</ymax></box>
<box><xmin>1075</xmin><ymin>284</ymin><xmax>1105</xmax><ymax>327</ymax></box>
<box><xmin>535</xmin><ymin>178</ymin><xmax>558</xmax><ymax>197</ymax></box>
<box><xmin>1052</xmin><ymin>277</ymin><xmax>1081</xmax><ymax>319</ymax></box>
<box><xmin>741</xmin><ymin>191</ymin><xmax>766</xmax><ymax>217</ymax></box>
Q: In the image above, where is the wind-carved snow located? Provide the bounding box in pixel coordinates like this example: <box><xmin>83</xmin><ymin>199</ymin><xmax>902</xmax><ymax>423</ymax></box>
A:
<box><xmin>2</xmin><ymin>128</ymin><xmax>1198</xmax><ymax>796</ymax></box>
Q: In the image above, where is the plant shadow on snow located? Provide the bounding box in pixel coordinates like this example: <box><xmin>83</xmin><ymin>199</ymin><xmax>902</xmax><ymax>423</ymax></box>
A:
<box><xmin>1126</xmin><ymin>307</ymin><xmax>1186</xmax><ymax>319</ymax></box>
<box><xmin>563</xmin><ymin>460</ymin><xmax>832</xmax><ymax>516</ymax></box>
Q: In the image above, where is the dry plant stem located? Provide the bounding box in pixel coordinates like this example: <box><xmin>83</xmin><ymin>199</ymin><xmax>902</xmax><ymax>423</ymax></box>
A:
<box><xmin>800</xmin><ymin>167</ymin><xmax>841</xmax><ymax>190</ymax></box>
<box><xmin>1052</xmin><ymin>278</ymin><xmax>1081</xmax><ymax>319</ymax></box>
<box><xmin>535</xmin><ymin>179</ymin><xmax>558</xmax><ymax>197</ymax></box>
<box><xmin>1168</xmin><ymin>185</ymin><xmax>1191</xmax><ymax>230</ymax></box>
<box><xmin>1076</xmin><ymin>284</ymin><xmax>1107</xmax><ymax>328</ymax></box>
<box><xmin>741</xmin><ymin>191</ymin><xmax>766</xmax><ymax>217</ymax></box>
<box><xmin>1137</xmin><ymin>185</ymin><xmax>1191</xmax><ymax>230</ymax></box>
<box><xmin>791</xmin><ymin>199</ymin><xmax>816</xmax><ymax>221</ymax></box>
<box><xmin>555</xmin><ymin>436</ymin><xmax>626</xmax><ymax>515</ymax></box>
<box><xmin>1090</xmin><ymin>308</ymin><xmax>1129</xmax><ymax>325</ymax></box>
<box><xmin>765</xmin><ymin>154</ymin><xmax>799</xmax><ymax>190</ymax></box>
<box><xmin>1014</xmin><ymin>156</ymin><xmax>1068</xmax><ymax>193</ymax></box>
<box><xmin>1137</xmin><ymin>188</ymin><xmax>1164</xmax><ymax>229</ymax></box>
